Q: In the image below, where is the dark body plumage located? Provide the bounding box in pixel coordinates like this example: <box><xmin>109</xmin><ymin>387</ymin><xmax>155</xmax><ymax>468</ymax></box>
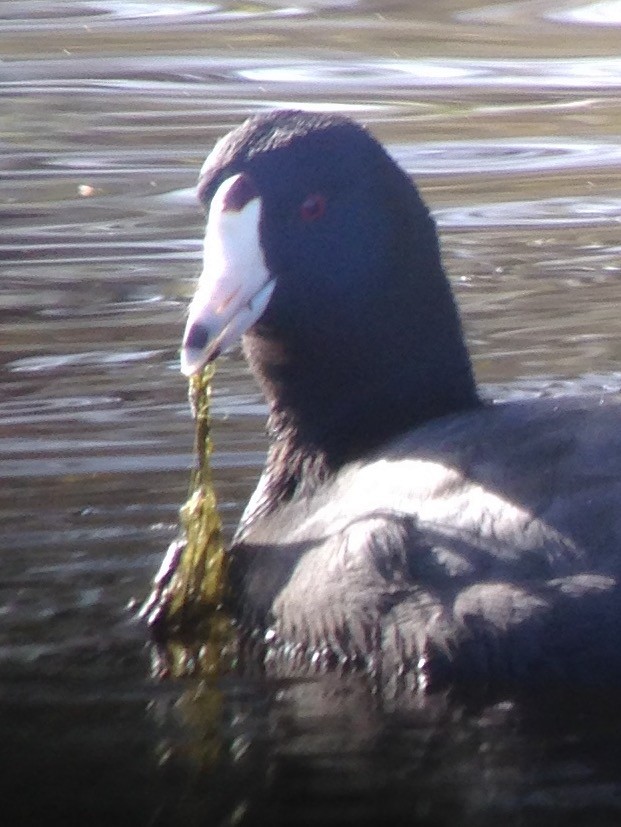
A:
<box><xmin>186</xmin><ymin>111</ymin><xmax>621</xmax><ymax>691</ymax></box>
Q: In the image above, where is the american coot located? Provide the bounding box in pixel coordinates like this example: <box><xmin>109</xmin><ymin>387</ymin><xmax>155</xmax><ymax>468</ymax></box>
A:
<box><xmin>178</xmin><ymin>110</ymin><xmax>621</xmax><ymax>691</ymax></box>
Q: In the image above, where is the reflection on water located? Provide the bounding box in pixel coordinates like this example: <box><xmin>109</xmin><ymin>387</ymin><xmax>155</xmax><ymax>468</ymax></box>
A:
<box><xmin>1</xmin><ymin>0</ymin><xmax>621</xmax><ymax>824</ymax></box>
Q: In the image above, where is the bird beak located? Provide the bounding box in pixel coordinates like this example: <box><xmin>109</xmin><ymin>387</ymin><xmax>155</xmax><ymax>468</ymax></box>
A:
<box><xmin>180</xmin><ymin>173</ymin><xmax>275</xmax><ymax>377</ymax></box>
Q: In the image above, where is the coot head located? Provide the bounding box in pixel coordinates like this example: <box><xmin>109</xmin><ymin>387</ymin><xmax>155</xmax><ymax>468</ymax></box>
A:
<box><xmin>182</xmin><ymin>110</ymin><xmax>479</xmax><ymax>473</ymax></box>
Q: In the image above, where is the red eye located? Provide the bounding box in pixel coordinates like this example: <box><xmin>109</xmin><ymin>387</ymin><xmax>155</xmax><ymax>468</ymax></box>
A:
<box><xmin>299</xmin><ymin>193</ymin><xmax>326</xmax><ymax>222</ymax></box>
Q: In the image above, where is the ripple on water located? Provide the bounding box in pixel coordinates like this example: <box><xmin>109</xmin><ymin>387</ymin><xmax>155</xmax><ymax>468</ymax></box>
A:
<box><xmin>553</xmin><ymin>0</ymin><xmax>621</xmax><ymax>25</ymax></box>
<box><xmin>6</xmin><ymin>54</ymin><xmax>621</xmax><ymax>102</ymax></box>
<box><xmin>439</xmin><ymin>195</ymin><xmax>621</xmax><ymax>230</ymax></box>
<box><xmin>461</xmin><ymin>0</ymin><xmax>621</xmax><ymax>27</ymax></box>
<box><xmin>238</xmin><ymin>56</ymin><xmax>621</xmax><ymax>90</ymax></box>
<box><xmin>391</xmin><ymin>138</ymin><xmax>621</xmax><ymax>177</ymax></box>
<box><xmin>8</xmin><ymin>349</ymin><xmax>164</xmax><ymax>373</ymax></box>
<box><xmin>0</xmin><ymin>0</ymin><xmax>307</xmax><ymax>31</ymax></box>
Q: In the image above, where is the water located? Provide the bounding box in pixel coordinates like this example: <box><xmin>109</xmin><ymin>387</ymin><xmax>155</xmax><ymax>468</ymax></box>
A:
<box><xmin>1</xmin><ymin>1</ymin><xmax>621</xmax><ymax>824</ymax></box>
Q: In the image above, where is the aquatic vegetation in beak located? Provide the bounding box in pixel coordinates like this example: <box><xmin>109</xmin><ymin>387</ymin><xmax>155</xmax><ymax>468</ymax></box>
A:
<box><xmin>141</xmin><ymin>364</ymin><xmax>234</xmax><ymax>675</ymax></box>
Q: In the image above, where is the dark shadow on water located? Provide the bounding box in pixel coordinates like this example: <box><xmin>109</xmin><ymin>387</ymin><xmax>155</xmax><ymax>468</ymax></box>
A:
<box><xmin>5</xmin><ymin>636</ymin><xmax>621</xmax><ymax>827</ymax></box>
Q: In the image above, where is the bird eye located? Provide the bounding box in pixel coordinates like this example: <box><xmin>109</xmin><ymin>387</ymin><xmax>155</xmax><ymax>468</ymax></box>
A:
<box><xmin>299</xmin><ymin>193</ymin><xmax>327</xmax><ymax>223</ymax></box>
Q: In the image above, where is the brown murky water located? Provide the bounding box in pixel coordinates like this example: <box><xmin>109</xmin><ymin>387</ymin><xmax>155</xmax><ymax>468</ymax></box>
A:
<box><xmin>1</xmin><ymin>1</ymin><xmax>621</xmax><ymax>824</ymax></box>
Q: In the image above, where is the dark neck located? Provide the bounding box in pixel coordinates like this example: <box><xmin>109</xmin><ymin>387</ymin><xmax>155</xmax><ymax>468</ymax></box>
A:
<box><xmin>241</xmin><ymin>165</ymin><xmax>481</xmax><ymax>521</ymax></box>
<box><xmin>243</xmin><ymin>267</ymin><xmax>480</xmax><ymax>509</ymax></box>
